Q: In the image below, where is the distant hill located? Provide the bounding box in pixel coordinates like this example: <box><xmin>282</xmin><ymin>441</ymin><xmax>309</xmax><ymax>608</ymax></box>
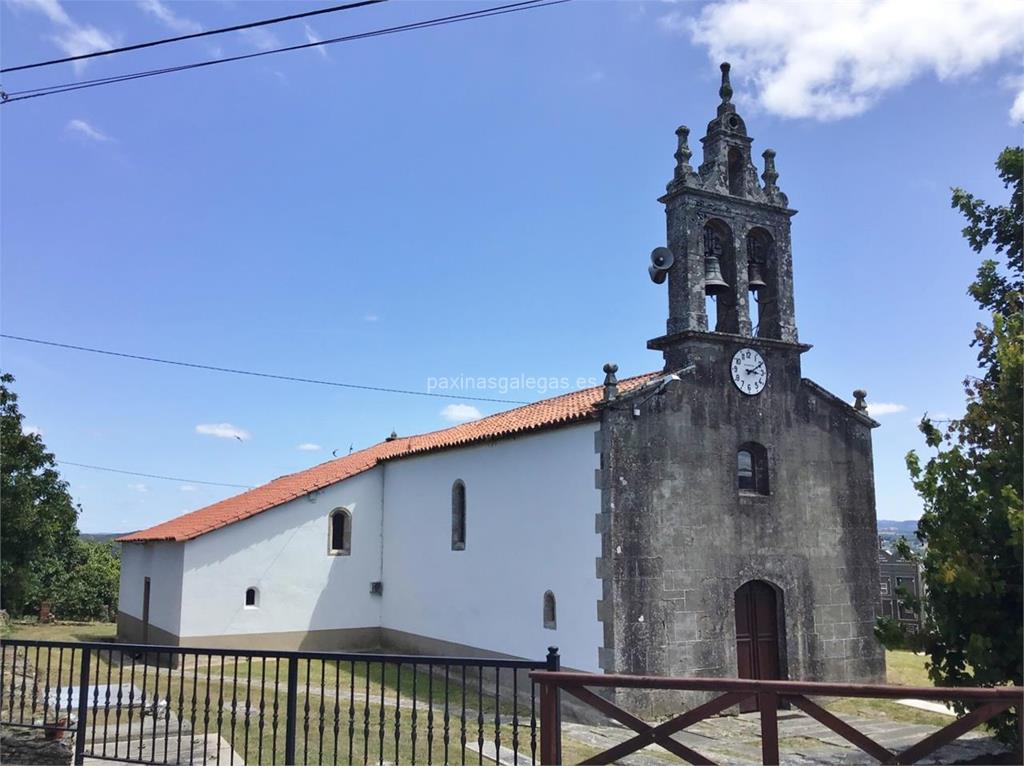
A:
<box><xmin>80</xmin><ymin>532</ymin><xmax>126</xmax><ymax>543</ymax></box>
<box><xmin>877</xmin><ymin>519</ymin><xmax>919</xmax><ymax>534</ymax></box>
<box><xmin>877</xmin><ymin>519</ymin><xmax>922</xmax><ymax>553</ymax></box>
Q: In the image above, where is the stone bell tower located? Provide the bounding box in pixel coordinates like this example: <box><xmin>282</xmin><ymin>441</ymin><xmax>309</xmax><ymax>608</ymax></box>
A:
<box><xmin>651</xmin><ymin>62</ymin><xmax>798</xmax><ymax>368</ymax></box>
<box><xmin>595</xmin><ymin>64</ymin><xmax>885</xmax><ymax>709</ymax></box>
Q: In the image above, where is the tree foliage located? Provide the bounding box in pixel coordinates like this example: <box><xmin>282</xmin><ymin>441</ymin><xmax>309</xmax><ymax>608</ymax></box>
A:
<box><xmin>0</xmin><ymin>373</ymin><xmax>80</xmax><ymax>615</ymax></box>
<box><xmin>886</xmin><ymin>147</ymin><xmax>1023</xmax><ymax>745</ymax></box>
<box><xmin>1</xmin><ymin>373</ymin><xmax>120</xmax><ymax>619</ymax></box>
<box><xmin>40</xmin><ymin>539</ymin><xmax>121</xmax><ymax>621</ymax></box>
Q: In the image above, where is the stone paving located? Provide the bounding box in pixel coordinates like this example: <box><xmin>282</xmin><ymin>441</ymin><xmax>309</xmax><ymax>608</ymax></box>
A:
<box><xmin>561</xmin><ymin>709</ymin><xmax>1012</xmax><ymax>765</ymax></box>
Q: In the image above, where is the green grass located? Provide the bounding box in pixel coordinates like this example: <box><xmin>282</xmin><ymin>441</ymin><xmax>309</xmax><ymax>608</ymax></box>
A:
<box><xmin>3</xmin><ymin>619</ymin><xmax>116</xmax><ymax>643</ymax></box>
<box><xmin>885</xmin><ymin>649</ymin><xmax>933</xmax><ymax>687</ymax></box>
<box><xmin>822</xmin><ymin>650</ymin><xmax>953</xmax><ymax>728</ymax></box>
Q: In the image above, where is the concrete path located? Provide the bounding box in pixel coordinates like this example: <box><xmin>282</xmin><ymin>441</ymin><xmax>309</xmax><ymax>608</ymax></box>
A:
<box><xmin>560</xmin><ymin>708</ymin><xmax>1011</xmax><ymax>766</ymax></box>
<box><xmin>81</xmin><ymin>713</ymin><xmax>244</xmax><ymax>765</ymax></box>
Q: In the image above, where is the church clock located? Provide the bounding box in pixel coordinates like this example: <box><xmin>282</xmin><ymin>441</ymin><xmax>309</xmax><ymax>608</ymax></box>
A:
<box><xmin>730</xmin><ymin>348</ymin><xmax>766</xmax><ymax>395</ymax></box>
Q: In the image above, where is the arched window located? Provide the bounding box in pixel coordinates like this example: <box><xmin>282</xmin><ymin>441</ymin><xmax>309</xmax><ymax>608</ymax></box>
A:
<box><xmin>543</xmin><ymin>591</ymin><xmax>557</xmax><ymax>630</ymax></box>
<box><xmin>451</xmin><ymin>480</ymin><xmax>466</xmax><ymax>550</ymax></box>
<box><xmin>244</xmin><ymin>587</ymin><xmax>259</xmax><ymax>608</ymax></box>
<box><xmin>728</xmin><ymin>147</ymin><xmax>745</xmax><ymax>196</ymax></box>
<box><xmin>703</xmin><ymin>219</ymin><xmax>738</xmax><ymax>334</ymax></box>
<box><xmin>746</xmin><ymin>228</ymin><xmax>778</xmax><ymax>339</ymax></box>
<box><xmin>329</xmin><ymin>508</ymin><xmax>352</xmax><ymax>555</ymax></box>
<box><xmin>737</xmin><ymin>442</ymin><xmax>769</xmax><ymax>495</ymax></box>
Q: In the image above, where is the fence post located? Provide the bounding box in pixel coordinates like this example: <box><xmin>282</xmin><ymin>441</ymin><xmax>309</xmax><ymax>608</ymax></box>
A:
<box><xmin>73</xmin><ymin>647</ymin><xmax>91</xmax><ymax>766</ymax></box>
<box><xmin>541</xmin><ymin>646</ymin><xmax>561</xmax><ymax>765</ymax></box>
<box><xmin>284</xmin><ymin>656</ymin><xmax>299</xmax><ymax>765</ymax></box>
<box><xmin>758</xmin><ymin>692</ymin><xmax>779</xmax><ymax>765</ymax></box>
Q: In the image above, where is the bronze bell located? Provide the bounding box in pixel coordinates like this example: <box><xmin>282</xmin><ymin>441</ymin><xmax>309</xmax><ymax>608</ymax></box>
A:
<box><xmin>703</xmin><ymin>256</ymin><xmax>730</xmax><ymax>296</ymax></box>
<box><xmin>747</xmin><ymin>261</ymin><xmax>767</xmax><ymax>293</ymax></box>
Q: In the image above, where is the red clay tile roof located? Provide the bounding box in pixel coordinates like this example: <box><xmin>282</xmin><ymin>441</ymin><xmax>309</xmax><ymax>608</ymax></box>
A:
<box><xmin>118</xmin><ymin>372</ymin><xmax>657</xmax><ymax>543</ymax></box>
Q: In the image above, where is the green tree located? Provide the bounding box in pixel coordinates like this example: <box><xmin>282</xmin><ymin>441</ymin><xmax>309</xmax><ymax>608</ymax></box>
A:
<box><xmin>41</xmin><ymin>539</ymin><xmax>120</xmax><ymax>621</ymax></box>
<box><xmin>0</xmin><ymin>373</ymin><xmax>80</xmax><ymax>615</ymax></box>
<box><xmin>889</xmin><ymin>147</ymin><xmax>1022</xmax><ymax>745</ymax></box>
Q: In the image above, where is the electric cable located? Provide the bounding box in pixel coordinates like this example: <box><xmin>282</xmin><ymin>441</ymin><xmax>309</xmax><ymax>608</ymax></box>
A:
<box><xmin>57</xmin><ymin>460</ymin><xmax>253</xmax><ymax>489</ymax></box>
<box><xmin>1</xmin><ymin>333</ymin><xmax>530</xmax><ymax>404</ymax></box>
<box><xmin>1</xmin><ymin>0</ymin><xmax>386</xmax><ymax>74</ymax></box>
<box><xmin>1</xmin><ymin>0</ymin><xmax>570</xmax><ymax>103</ymax></box>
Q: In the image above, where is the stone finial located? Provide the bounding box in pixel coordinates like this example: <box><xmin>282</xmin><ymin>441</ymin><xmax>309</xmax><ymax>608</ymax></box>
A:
<box><xmin>667</xmin><ymin>125</ymin><xmax>700</xmax><ymax>192</ymax></box>
<box><xmin>761</xmin><ymin>149</ymin><xmax>779</xmax><ymax>191</ymax></box>
<box><xmin>719</xmin><ymin>62</ymin><xmax>733</xmax><ymax>104</ymax></box>
<box><xmin>603</xmin><ymin>363</ymin><xmax>619</xmax><ymax>401</ymax></box>
<box><xmin>853</xmin><ymin>390</ymin><xmax>868</xmax><ymax>412</ymax></box>
<box><xmin>673</xmin><ymin>126</ymin><xmax>693</xmax><ymax>176</ymax></box>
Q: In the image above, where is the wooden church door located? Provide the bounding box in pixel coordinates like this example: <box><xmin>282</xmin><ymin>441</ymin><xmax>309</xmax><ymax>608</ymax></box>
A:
<box><xmin>734</xmin><ymin>580</ymin><xmax>781</xmax><ymax>712</ymax></box>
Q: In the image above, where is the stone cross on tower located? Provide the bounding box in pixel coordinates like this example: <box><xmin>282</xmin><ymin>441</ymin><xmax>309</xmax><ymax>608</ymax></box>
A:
<box><xmin>649</xmin><ymin>63</ymin><xmax>799</xmax><ymax>370</ymax></box>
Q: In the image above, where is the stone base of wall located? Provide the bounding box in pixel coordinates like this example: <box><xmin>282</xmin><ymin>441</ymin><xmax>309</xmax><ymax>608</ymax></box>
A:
<box><xmin>1</xmin><ymin>727</ymin><xmax>72</xmax><ymax>766</ymax></box>
<box><xmin>116</xmin><ymin>612</ymin><xmax>180</xmax><ymax>647</ymax></box>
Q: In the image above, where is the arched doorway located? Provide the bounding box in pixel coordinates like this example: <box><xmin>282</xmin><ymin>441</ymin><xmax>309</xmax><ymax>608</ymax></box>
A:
<box><xmin>735</xmin><ymin>580</ymin><xmax>782</xmax><ymax>711</ymax></box>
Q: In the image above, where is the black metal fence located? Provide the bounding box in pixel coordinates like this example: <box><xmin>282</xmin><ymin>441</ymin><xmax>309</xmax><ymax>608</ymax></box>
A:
<box><xmin>0</xmin><ymin>638</ymin><xmax>556</xmax><ymax>766</ymax></box>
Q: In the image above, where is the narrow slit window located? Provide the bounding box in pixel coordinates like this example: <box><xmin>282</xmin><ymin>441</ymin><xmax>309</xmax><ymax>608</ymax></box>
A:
<box><xmin>245</xmin><ymin>587</ymin><xmax>258</xmax><ymax>607</ymax></box>
<box><xmin>451</xmin><ymin>480</ymin><xmax>466</xmax><ymax>550</ymax></box>
<box><xmin>329</xmin><ymin>508</ymin><xmax>352</xmax><ymax>555</ymax></box>
<box><xmin>543</xmin><ymin>591</ymin><xmax>557</xmax><ymax>630</ymax></box>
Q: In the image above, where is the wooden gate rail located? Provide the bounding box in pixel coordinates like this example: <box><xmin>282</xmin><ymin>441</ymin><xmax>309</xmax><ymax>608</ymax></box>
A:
<box><xmin>529</xmin><ymin>671</ymin><xmax>1024</xmax><ymax>766</ymax></box>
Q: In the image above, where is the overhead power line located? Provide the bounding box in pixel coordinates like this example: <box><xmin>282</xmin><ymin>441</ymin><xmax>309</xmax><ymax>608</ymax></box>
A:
<box><xmin>58</xmin><ymin>460</ymin><xmax>253</xmax><ymax>489</ymax></box>
<box><xmin>0</xmin><ymin>0</ymin><xmax>386</xmax><ymax>74</ymax></box>
<box><xmin>0</xmin><ymin>334</ymin><xmax>529</xmax><ymax>405</ymax></box>
<box><xmin>1</xmin><ymin>0</ymin><xmax>569</xmax><ymax>103</ymax></box>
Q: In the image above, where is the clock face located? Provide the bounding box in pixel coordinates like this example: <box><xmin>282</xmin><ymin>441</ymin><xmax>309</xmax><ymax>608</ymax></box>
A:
<box><xmin>731</xmin><ymin>348</ymin><xmax>767</xmax><ymax>395</ymax></box>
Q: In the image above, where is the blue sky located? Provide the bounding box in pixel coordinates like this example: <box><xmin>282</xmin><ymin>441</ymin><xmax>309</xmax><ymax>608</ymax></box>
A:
<box><xmin>2</xmin><ymin>0</ymin><xmax>1021</xmax><ymax>532</ymax></box>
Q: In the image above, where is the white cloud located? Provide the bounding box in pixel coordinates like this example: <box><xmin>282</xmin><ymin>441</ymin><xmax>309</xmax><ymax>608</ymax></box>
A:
<box><xmin>304</xmin><ymin>23</ymin><xmax>328</xmax><ymax>59</ymax></box>
<box><xmin>137</xmin><ymin>0</ymin><xmax>202</xmax><ymax>34</ymax></box>
<box><xmin>241</xmin><ymin>28</ymin><xmax>280</xmax><ymax>52</ymax></box>
<box><xmin>865</xmin><ymin>402</ymin><xmax>907</xmax><ymax>417</ymax></box>
<box><xmin>363</xmin><ymin>314</ymin><xmax>380</xmax><ymax>323</ymax></box>
<box><xmin>10</xmin><ymin>0</ymin><xmax>116</xmax><ymax>72</ymax></box>
<box><xmin>179</xmin><ymin>484</ymin><xmax>198</xmax><ymax>492</ymax></box>
<box><xmin>66</xmin><ymin>118</ymin><xmax>112</xmax><ymax>142</ymax></box>
<box><xmin>667</xmin><ymin>0</ymin><xmax>1024</xmax><ymax>121</ymax></box>
<box><xmin>9</xmin><ymin>0</ymin><xmax>71</xmax><ymax>26</ymax></box>
<box><xmin>53</xmin><ymin>25</ymin><xmax>117</xmax><ymax>71</ymax></box>
<box><xmin>440</xmin><ymin>404</ymin><xmax>482</xmax><ymax>423</ymax></box>
<box><xmin>129</xmin><ymin>483</ymin><xmax>149</xmax><ymax>493</ymax></box>
<box><xmin>196</xmin><ymin>422</ymin><xmax>251</xmax><ymax>440</ymax></box>
<box><xmin>22</xmin><ymin>424</ymin><xmax>43</xmax><ymax>437</ymax></box>
<box><xmin>296</xmin><ymin>443</ymin><xmax>322</xmax><ymax>451</ymax></box>
<box><xmin>1004</xmin><ymin>73</ymin><xmax>1024</xmax><ymax>123</ymax></box>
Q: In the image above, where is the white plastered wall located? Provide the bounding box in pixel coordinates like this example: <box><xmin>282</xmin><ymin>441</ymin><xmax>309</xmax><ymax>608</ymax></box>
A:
<box><xmin>177</xmin><ymin>467</ymin><xmax>384</xmax><ymax>639</ymax></box>
<box><xmin>118</xmin><ymin>541</ymin><xmax>185</xmax><ymax>637</ymax></box>
<box><xmin>380</xmin><ymin>424</ymin><xmax>603</xmax><ymax>671</ymax></box>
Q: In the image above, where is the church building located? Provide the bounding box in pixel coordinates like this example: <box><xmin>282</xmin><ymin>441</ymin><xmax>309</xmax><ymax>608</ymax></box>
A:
<box><xmin>118</xmin><ymin>65</ymin><xmax>886</xmax><ymax>689</ymax></box>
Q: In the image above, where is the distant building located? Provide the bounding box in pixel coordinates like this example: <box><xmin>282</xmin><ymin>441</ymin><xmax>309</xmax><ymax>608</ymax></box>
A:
<box><xmin>877</xmin><ymin>543</ymin><xmax>924</xmax><ymax>631</ymax></box>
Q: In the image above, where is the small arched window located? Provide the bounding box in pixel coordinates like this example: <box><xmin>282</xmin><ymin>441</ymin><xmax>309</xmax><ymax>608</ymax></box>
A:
<box><xmin>737</xmin><ymin>442</ymin><xmax>769</xmax><ymax>495</ymax></box>
<box><xmin>543</xmin><ymin>591</ymin><xmax>557</xmax><ymax>630</ymax></box>
<box><xmin>451</xmin><ymin>480</ymin><xmax>466</xmax><ymax>550</ymax></box>
<box><xmin>329</xmin><ymin>508</ymin><xmax>352</xmax><ymax>555</ymax></box>
<box><xmin>244</xmin><ymin>587</ymin><xmax>258</xmax><ymax>608</ymax></box>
